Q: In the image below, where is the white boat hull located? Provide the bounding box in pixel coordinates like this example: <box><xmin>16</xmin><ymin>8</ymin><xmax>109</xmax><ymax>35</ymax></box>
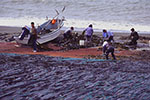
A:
<box><xmin>14</xmin><ymin>19</ymin><xmax>64</xmax><ymax>45</ymax></box>
<box><xmin>14</xmin><ymin>35</ymin><xmax>30</xmax><ymax>45</ymax></box>
<box><xmin>37</xmin><ymin>27</ymin><xmax>62</xmax><ymax>44</ymax></box>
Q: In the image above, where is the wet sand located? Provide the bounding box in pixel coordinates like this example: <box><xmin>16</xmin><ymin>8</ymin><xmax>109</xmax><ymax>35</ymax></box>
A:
<box><xmin>0</xmin><ymin>53</ymin><xmax>150</xmax><ymax>100</ymax></box>
<box><xmin>0</xmin><ymin>26</ymin><xmax>21</xmax><ymax>34</ymax></box>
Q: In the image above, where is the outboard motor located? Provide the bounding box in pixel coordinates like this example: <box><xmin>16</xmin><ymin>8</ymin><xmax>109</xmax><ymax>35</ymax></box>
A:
<box><xmin>20</xmin><ymin>27</ymin><xmax>30</xmax><ymax>40</ymax></box>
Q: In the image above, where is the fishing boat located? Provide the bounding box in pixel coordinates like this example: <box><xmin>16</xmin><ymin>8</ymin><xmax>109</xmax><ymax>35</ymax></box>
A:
<box><xmin>14</xmin><ymin>7</ymin><xmax>65</xmax><ymax>45</ymax></box>
<box><xmin>14</xmin><ymin>18</ymin><xmax>64</xmax><ymax>45</ymax></box>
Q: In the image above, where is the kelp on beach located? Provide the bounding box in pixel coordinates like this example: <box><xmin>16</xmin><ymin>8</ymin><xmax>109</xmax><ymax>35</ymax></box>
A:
<box><xmin>1</xmin><ymin>31</ymin><xmax>150</xmax><ymax>51</ymax></box>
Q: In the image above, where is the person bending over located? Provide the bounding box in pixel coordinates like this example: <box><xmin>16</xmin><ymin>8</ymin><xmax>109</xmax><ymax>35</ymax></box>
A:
<box><xmin>102</xmin><ymin>29</ymin><xmax>114</xmax><ymax>42</ymax></box>
<box><xmin>64</xmin><ymin>27</ymin><xmax>74</xmax><ymax>41</ymax></box>
<box><xmin>102</xmin><ymin>41</ymin><xmax>116</xmax><ymax>60</ymax></box>
<box><xmin>129</xmin><ymin>28</ymin><xmax>139</xmax><ymax>46</ymax></box>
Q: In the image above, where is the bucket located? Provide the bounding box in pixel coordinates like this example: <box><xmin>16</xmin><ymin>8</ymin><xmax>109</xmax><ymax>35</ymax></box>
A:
<box><xmin>79</xmin><ymin>40</ymin><xmax>85</xmax><ymax>46</ymax></box>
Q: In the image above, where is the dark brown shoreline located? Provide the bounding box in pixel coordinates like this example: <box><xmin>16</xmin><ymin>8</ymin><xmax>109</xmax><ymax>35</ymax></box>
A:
<box><xmin>0</xmin><ymin>25</ymin><xmax>150</xmax><ymax>37</ymax></box>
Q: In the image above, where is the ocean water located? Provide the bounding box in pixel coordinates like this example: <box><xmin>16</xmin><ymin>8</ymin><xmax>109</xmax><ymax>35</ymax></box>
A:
<box><xmin>0</xmin><ymin>0</ymin><xmax>150</xmax><ymax>33</ymax></box>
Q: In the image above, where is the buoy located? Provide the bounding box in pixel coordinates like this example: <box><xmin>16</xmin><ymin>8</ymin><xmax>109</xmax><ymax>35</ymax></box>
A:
<box><xmin>51</xmin><ymin>19</ymin><xmax>56</xmax><ymax>24</ymax></box>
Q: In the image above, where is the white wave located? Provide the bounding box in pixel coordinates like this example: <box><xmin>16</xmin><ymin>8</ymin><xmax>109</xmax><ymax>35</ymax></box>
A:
<box><xmin>0</xmin><ymin>17</ymin><xmax>150</xmax><ymax>34</ymax></box>
<box><xmin>65</xmin><ymin>19</ymin><xmax>150</xmax><ymax>33</ymax></box>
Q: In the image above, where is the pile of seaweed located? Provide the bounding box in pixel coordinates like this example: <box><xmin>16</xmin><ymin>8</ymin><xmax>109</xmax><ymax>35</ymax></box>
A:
<box><xmin>1</xmin><ymin>32</ymin><xmax>149</xmax><ymax>51</ymax></box>
<box><xmin>0</xmin><ymin>33</ymin><xmax>19</xmax><ymax>42</ymax></box>
<box><xmin>50</xmin><ymin>34</ymin><xmax>133</xmax><ymax>51</ymax></box>
<box><xmin>50</xmin><ymin>34</ymin><xmax>102</xmax><ymax>50</ymax></box>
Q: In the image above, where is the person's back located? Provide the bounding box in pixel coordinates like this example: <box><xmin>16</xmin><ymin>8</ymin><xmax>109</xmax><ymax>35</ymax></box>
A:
<box><xmin>102</xmin><ymin>29</ymin><xmax>114</xmax><ymax>42</ymax></box>
<box><xmin>102</xmin><ymin>41</ymin><xmax>108</xmax><ymax>54</ymax></box>
<box><xmin>85</xmin><ymin>27</ymin><xmax>93</xmax><ymax>36</ymax></box>
<box><xmin>131</xmin><ymin>31</ymin><xmax>139</xmax><ymax>40</ymax></box>
<box><xmin>64</xmin><ymin>27</ymin><xmax>74</xmax><ymax>40</ymax></box>
<box><xmin>84</xmin><ymin>24</ymin><xmax>93</xmax><ymax>42</ymax></box>
<box><xmin>107</xmin><ymin>31</ymin><xmax>114</xmax><ymax>42</ymax></box>
<box><xmin>64</xmin><ymin>29</ymin><xmax>71</xmax><ymax>35</ymax></box>
<box><xmin>107</xmin><ymin>31</ymin><xmax>113</xmax><ymax>37</ymax></box>
<box><xmin>102</xmin><ymin>29</ymin><xmax>108</xmax><ymax>38</ymax></box>
<box><xmin>102</xmin><ymin>41</ymin><xmax>116</xmax><ymax>60</ymax></box>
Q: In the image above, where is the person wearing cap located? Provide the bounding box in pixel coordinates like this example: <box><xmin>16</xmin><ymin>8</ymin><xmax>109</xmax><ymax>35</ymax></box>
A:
<box><xmin>64</xmin><ymin>27</ymin><xmax>74</xmax><ymax>41</ymax></box>
<box><xmin>83</xmin><ymin>24</ymin><xmax>94</xmax><ymax>42</ymax></box>
<box><xmin>102</xmin><ymin>41</ymin><xmax>116</xmax><ymax>60</ymax></box>
<box><xmin>129</xmin><ymin>28</ymin><xmax>139</xmax><ymax>45</ymax></box>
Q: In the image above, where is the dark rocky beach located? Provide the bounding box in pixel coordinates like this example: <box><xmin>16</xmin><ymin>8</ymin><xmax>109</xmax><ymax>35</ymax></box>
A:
<box><xmin>0</xmin><ymin>53</ymin><xmax>150</xmax><ymax>100</ymax></box>
<box><xmin>0</xmin><ymin>26</ymin><xmax>150</xmax><ymax>100</ymax></box>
